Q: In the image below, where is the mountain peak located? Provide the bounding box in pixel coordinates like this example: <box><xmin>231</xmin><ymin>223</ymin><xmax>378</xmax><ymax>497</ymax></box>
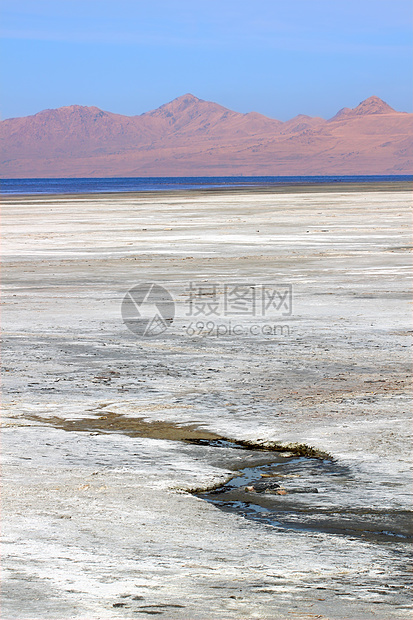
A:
<box><xmin>330</xmin><ymin>96</ymin><xmax>396</xmax><ymax>121</ymax></box>
<box><xmin>34</xmin><ymin>105</ymin><xmax>108</xmax><ymax>122</ymax></box>
<box><xmin>148</xmin><ymin>93</ymin><xmax>205</xmax><ymax>115</ymax></box>
<box><xmin>353</xmin><ymin>96</ymin><xmax>395</xmax><ymax>115</ymax></box>
<box><xmin>172</xmin><ymin>93</ymin><xmax>202</xmax><ymax>104</ymax></box>
<box><xmin>143</xmin><ymin>93</ymin><xmax>231</xmax><ymax>123</ymax></box>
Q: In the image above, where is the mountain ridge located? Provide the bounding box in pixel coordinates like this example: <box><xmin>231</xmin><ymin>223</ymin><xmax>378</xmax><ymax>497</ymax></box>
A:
<box><xmin>3</xmin><ymin>94</ymin><xmax>401</xmax><ymax>123</ymax></box>
<box><xmin>1</xmin><ymin>95</ymin><xmax>411</xmax><ymax>177</ymax></box>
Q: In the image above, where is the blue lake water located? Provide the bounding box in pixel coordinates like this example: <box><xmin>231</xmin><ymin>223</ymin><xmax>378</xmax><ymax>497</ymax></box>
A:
<box><xmin>1</xmin><ymin>175</ymin><xmax>411</xmax><ymax>195</ymax></box>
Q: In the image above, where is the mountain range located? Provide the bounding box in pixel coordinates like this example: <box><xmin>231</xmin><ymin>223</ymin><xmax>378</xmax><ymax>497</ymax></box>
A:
<box><xmin>0</xmin><ymin>94</ymin><xmax>411</xmax><ymax>177</ymax></box>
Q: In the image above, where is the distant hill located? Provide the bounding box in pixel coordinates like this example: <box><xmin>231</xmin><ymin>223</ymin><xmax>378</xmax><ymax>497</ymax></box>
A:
<box><xmin>0</xmin><ymin>94</ymin><xmax>411</xmax><ymax>177</ymax></box>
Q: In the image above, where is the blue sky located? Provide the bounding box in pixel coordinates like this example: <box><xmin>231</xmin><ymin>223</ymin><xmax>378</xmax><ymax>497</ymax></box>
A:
<box><xmin>1</xmin><ymin>0</ymin><xmax>411</xmax><ymax>120</ymax></box>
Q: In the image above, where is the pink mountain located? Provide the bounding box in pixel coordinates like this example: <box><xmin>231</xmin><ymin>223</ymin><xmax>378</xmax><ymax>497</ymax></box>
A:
<box><xmin>0</xmin><ymin>94</ymin><xmax>411</xmax><ymax>177</ymax></box>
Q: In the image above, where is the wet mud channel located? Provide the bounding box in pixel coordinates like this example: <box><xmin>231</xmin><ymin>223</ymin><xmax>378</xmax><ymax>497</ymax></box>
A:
<box><xmin>196</xmin><ymin>452</ymin><xmax>412</xmax><ymax>544</ymax></box>
<box><xmin>28</xmin><ymin>412</ymin><xmax>412</xmax><ymax>546</ymax></box>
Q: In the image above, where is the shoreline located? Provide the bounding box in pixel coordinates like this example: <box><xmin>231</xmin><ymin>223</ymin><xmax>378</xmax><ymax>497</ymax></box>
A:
<box><xmin>1</xmin><ymin>177</ymin><xmax>412</xmax><ymax>199</ymax></box>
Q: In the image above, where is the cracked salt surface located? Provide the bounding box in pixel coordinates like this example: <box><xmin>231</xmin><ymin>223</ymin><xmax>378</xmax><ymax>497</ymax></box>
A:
<box><xmin>1</xmin><ymin>185</ymin><xmax>412</xmax><ymax>619</ymax></box>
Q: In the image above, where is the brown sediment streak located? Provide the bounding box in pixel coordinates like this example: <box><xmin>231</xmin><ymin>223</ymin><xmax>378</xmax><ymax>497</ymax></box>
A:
<box><xmin>25</xmin><ymin>412</ymin><xmax>222</xmax><ymax>443</ymax></box>
<box><xmin>25</xmin><ymin>412</ymin><xmax>332</xmax><ymax>460</ymax></box>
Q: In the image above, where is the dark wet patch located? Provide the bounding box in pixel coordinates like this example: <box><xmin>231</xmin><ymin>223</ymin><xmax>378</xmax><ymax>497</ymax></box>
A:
<box><xmin>115</xmin><ymin>595</ymin><xmax>184</xmax><ymax>613</ymax></box>
<box><xmin>139</xmin><ymin>604</ymin><xmax>186</xmax><ymax>609</ymax></box>
<box><xmin>196</xmin><ymin>457</ymin><xmax>413</xmax><ymax>543</ymax></box>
